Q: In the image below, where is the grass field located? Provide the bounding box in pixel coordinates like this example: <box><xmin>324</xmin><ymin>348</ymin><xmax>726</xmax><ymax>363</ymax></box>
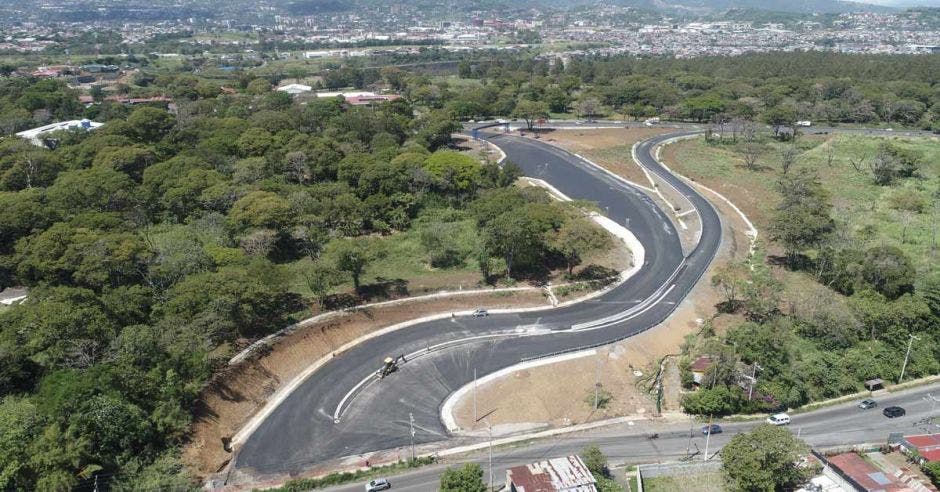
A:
<box><xmin>284</xmin><ymin>211</ymin><xmax>483</xmax><ymax>299</ymax></box>
<box><xmin>642</xmin><ymin>471</ymin><xmax>727</xmax><ymax>492</ymax></box>
<box><xmin>663</xmin><ymin>134</ymin><xmax>940</xmax><ymax>280</ymax></box>
<box><xmin>283</xmin><ymin>205</ymin><xmax>628</xmax><ymax>302</ymax></box>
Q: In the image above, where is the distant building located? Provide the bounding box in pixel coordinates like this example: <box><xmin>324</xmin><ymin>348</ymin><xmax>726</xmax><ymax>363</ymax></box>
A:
<box><xmin>315</xmin><ymin>90</ymin><xmax>376</xmax><ymax>99</ymax></box>
<box><xmin>506</xmin><ymin>455</ymin><xmax>597</xmax><ymax>492</ymax></box>
<box><xmin>80</xmin><ymin>64</ymin><xmax>119</xmax><ymax>73</ymax></box>
<box><xmin>276</xmin><ymin>83</ymin><xmax>312</xmax><ymax>95</ymax></box>
<box><xmin>16</xmin><ymin>120</ymin><xmax>103</xmax><ymax>147</ymax></box>
<box><xmin>690</xmin><ymin>355</ymin><xmax>713</xmax><ymax>386</ymax></box>
<box><xmin>345</xmin><ymin>94</ymin><xmax>401</xmax><ymax>106</ymax></box>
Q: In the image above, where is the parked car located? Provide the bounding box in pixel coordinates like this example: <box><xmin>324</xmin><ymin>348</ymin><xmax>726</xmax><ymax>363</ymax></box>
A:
<box><xmin>702</xmin><ymin>424</ymin><xmax>722</xmax><ymax>435</ymax></box>
<box><xmin>858</xmin><ymin>399</ymin><xmax>877</xmax><ymax>409</ymax></box>
<box><xmin>883</xmin><ymin>406</ymin><xmax>906</xmax><ymax>418</ymax></box>
<box><xmin>365</xmin><ymin>478</ymin><xmax>391</xmax><ymax>491</ymax></box>
<box><xmin>767</xmin><ymin>413</ymin><xmax>791</xmax><ymax>426</ymax></box>
<box><xmin>471</xmin><ymin>308</ymin><xmax>489</xmax><ymax>317</ymax></box>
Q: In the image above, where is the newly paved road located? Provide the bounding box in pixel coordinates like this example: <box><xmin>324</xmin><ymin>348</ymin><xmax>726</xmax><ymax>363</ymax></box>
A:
<box><xmin>321</xmin><ymin>383</ymin><xmax>940</xmax><ymax>492</ymax></box>
<box><xmin>232</xmin><ymin>130</ymin><xmax>723</xmax><ymax>480</ymax></box>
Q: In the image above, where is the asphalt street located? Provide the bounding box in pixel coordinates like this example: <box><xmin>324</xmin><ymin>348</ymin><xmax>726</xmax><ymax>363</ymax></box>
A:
<box><xmin>321</xmin><ymin>382</ymin><xmax>940</xmax><ymax>492</ymax></box>
<box><xmin>231</xmin><ymin>130</ymin><xmax>723</xmax><ymax>480</ymax></box>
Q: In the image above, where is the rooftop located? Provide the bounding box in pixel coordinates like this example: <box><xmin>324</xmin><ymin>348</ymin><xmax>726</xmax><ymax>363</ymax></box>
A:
<box><xmin>827</xmin><ymin>453</ymin><xmax>910</xmax><ymax>492</ymax></box>
<box><xmin>15</xmin><ymin>120</ymin><xmax>103</xmax><ymax>147</ymax></box>
<box><xmin>506</xmin><ymin>455</ymin><xmax>597</xmax><ymax>492</ymax></box>
<box><xmin>904</xmin><ymin>434</ymin><xmax>940</xmax><ymax>462</ymax></box>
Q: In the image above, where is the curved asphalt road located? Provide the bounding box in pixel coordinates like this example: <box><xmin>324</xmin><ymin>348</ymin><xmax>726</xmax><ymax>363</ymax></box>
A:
<box><xmin>232</xmin><ymin>130</ymin><xmax>722</xmax><ymax>478</ymax></box>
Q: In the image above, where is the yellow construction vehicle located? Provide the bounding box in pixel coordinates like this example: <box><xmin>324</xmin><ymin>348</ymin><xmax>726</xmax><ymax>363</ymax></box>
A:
<box><xmin>377</xmin><ymin>354</ymin><xmax>406</xmax><ymax>379</ymax></box>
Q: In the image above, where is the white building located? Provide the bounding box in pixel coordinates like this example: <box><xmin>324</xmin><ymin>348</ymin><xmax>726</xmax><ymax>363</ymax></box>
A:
<box><xmin>276</xmin><ymin>83</ymin><xmax>312</xmax><ymax>95</ymax></box>
<box><xmin>16</xmin><ymin>119</ymin><xmax>103</xmax><ymax>147</ymax></box>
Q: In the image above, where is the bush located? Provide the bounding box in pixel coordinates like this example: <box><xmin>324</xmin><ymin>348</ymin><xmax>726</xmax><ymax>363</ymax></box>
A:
<box><xmin>924</xmin><ymin>461</ymin><xmax>940</xmax><ymax>487</ymax></box>
<box><xmin>888</xmin><ymin>190</ymin><xmax>927</xmax><ymax>213</ymax></box>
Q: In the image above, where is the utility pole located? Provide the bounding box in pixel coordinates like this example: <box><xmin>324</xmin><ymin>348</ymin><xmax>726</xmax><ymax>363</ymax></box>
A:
<box><xmin>703</xmin><ymin>415</ymin><xmax>712</xmax><ymax>461</ymax></box>
<box><xmin>898</xmin><ymin>333</ymin><xmax>919</xmax><ymax>384</ymax></box>
<box><xmin>487</xmin><ymin>420</ymin><xmax>493</xmax><ymax>490</ymax></box>
<box><xmin>687</xmin><ymin>415</ymin><xmax>693</xmax><ymax>456</ymax></box>
<box><xmin>748</xmin><ymin>362</ymin><xmax>762</xmax><ymax>400</ymax></box>
<box><xmin>409</xmin><ymin>412</ymin><xmax>415</xmax><ymax>462</ymax></box>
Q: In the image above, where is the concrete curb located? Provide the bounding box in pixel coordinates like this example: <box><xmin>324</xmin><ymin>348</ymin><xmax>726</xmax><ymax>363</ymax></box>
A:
<box><xmin>653</xmin><ymin>135</ymin><xmax>759</xmax><ymax>253</ymax></box>
<box><xmin>440</xmin><ymin>350</ymin><xmax>597</xmax><ymax>433</ymax></box>
<box><xmin>631</xmin><ymin>142</ymin><xmax>693</xmax><ymax>231</ymax></box>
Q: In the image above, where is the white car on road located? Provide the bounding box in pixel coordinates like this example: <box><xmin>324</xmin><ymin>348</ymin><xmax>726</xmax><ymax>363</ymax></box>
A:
<box><xmin>766</xmin><ymin>413</ymin><xmax>791</xmax><ymax>426</ymax></box>
<box><xmin>365</xmin><ymin>478</ymin><xmax>391</xmax><ymax>491</ymax></box>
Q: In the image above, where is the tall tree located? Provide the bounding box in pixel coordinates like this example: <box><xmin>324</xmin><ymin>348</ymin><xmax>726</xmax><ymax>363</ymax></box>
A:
<box><xmin>325</xmin><ymin>238</ymin><xmax>378</xmax><ymax>293</ymax></box>
<box><xmin>512</xmin><ymin>100</ymin><xmax>550</xmax><ymax>130</ymax></box>
<box><xmin>769</xmin><ymin>173</ymin><xmax>834</xmax><ymax>266</ymax></box>
<box><xmin>550</xmin><ymin>218</ymin><xmax>612</xmax><ymax>276</ymax></box>
<box><xmin>721</xmin><ymin>424</ymin><xmax>814</xmax><ymax>492</ymax></box>
<box><xmin>439</xmin><ymin>463</ymin><xmax>487</xmax><ymax>492</ymax></box>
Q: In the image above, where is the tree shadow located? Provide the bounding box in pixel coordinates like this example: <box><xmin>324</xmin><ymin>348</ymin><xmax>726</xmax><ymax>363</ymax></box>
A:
<box><xmin>358</xmin><ymin>277</ymin><xmax>410</xmax><ymax>302</ymax></box>
<box><xmin>321</xmin><ymin>278</ymin><xmax>410</xmax><ymax>309</ymax></box>
<box><xmin>715</xmin><ymin>299</ymin><xmax>743</xmax><ymax>314</ymax></box>
<box><xmin>767</xmin><ymin>253</ymin><xmax>812</xmax><ymax>271</ymax></box>
<box><xmin>572</xmin><ymin>264</ymin><xmax>619</xmax><ymax>281</ymax></box>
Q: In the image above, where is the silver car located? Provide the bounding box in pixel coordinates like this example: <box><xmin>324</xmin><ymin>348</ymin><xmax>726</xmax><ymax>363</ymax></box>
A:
<box><xmin>365</xmin><ymin>478</ymin><xmax>391</xmax><ymax>491</ymax></box>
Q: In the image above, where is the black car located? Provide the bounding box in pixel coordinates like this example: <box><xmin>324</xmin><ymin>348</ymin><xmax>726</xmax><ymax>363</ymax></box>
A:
<box><xmin>702</xmin><ymin>424</ymin><xmax>722</xmax><ymax>435</ymax></box>
<box><xmin>883</xmin><ymin>406</ymin><xmax>906</xmax><ymax>418</ymax></box>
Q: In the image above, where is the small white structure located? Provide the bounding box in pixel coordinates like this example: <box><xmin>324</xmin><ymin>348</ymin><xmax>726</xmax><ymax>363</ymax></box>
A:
<box><xmin>315</xmin><ymin>90</ymin><xmax>376</xmax><ymax>99</ymax></box>
<box><xmin>16</xmin><ymin>119</ymin><xmax>103</xmax><ymax>147</ymax></box>
<box><xmin>276</xmin><ymin>83</ymin><xmax>312</xmax><ymax>95</ymax></box>
<box><xmin>0</xmin><ymin>287</ymin><xmax>28</xmax><ymax>306</ymax></box>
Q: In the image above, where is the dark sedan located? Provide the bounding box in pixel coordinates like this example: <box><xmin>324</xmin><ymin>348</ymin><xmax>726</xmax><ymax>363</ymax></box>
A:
<box><xmin>883</xmin><ymin>406</ymin><xmax>906</xmax><ymax>418</ymax></box>
<box><xmin>701</xmin><ymin>424</ymin><xmax>723</xmax><ymax>435</ymax></box>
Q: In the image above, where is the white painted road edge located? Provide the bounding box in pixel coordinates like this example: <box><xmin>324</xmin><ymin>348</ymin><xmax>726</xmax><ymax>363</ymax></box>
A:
<box><xmin>440</xmin><ymin>350</ymin><xmax>596</xmax><ymax>433</ymax></box>
<box><xmin>653</xmin><ymin>135</ymin><xmax>759</xmax><ymax>253</ymax></box>
<box><xmin>630</xmin><ymin>142</ymin><xmax>694</xmax><ymax>232</ymax></box>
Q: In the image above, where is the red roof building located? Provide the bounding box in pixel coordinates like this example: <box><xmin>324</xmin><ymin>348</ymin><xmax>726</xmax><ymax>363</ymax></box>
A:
<box><xmin>690</xmin><ymin>355</ymin><xmax>714</xmax><ymax>385</ymax></box>
<box><xmin>901</xmin><ymin>434</ymin><xmax>940</xmax><ymax>463</ymax></box>
<box><xmin>827</xmin><ymin>453</ymin><xmax>912</xmax><ymax>491</ymax></box>
<box><xmin>506</xmin><ymin>455</ymin><xmax>597</xmax><ymax>492</ymax></box>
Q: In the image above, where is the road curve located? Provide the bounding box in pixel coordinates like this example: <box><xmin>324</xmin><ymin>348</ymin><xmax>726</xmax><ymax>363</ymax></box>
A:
<box><xmin>230</xmin><ymin>130</ymin><xmax>722</xmax><ymax>479</ymax></box>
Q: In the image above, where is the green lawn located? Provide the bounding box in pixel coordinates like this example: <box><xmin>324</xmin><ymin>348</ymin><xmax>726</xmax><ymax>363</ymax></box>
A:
<box><xmin>642</xmin><ymin>471</ymin><xmax>727</xmax><ymax>492</ymax></box>
<box><xmin>284</xmin><ymin>212</ymin><xmax>484</xmax><ymax>300</ymax></box>
<box><xmin>665</xmin><ymin>134</ymin><xmax>940</xmax><ymax>280</ymax></box>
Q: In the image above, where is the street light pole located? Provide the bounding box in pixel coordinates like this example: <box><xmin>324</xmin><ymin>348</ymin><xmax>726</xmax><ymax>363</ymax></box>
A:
<box><xmin>898</xmin><ymin>333</ymin><xmax>919</xmax><ymax>384</ymax></box>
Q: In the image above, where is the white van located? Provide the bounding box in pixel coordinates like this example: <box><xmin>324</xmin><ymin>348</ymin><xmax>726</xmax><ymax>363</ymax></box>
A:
<box><xmin>767</xmin><ymin>413</ymin><xmax>791</xmax><ymax>426</ymax></box>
